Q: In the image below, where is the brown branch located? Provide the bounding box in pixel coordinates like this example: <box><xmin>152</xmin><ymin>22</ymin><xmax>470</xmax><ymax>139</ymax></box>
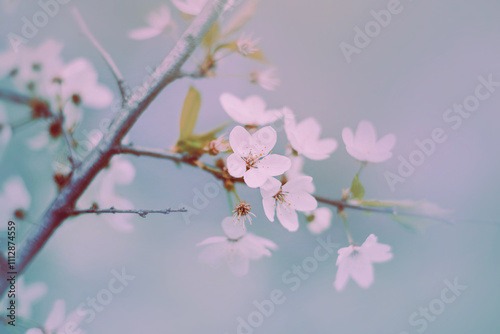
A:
<box><xmin>0</xmin><ymin>0</ymin><xmax>229</xmax><ymax>298</ymax></box>
<box><xmin>0</xmin><ymin>89</ymin><xmax>31</xmax><ymax>105</ymax></box>
<box><xmin>117</xmin><ymin>144</ymin><xmax>455</xmax><ymax>224</ymax></box>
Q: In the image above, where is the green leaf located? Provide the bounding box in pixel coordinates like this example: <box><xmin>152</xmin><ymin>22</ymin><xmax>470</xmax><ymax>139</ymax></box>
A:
<box><xmin>202</xmin><ymin>22</ymin><xmax>220</xmax><ymax>50</ymax></box>
<box><xmin>214</xmin><ymin>41</ymin><xmax>266</xmax><ymax>62</ymax></box>
<box><xmin>350</xmin><ymin>174</ymin><xmax>365</xmax><ymax>200</ymax></box>
<box><xmin>179</xmin><ymin>86</ymin><xmax>201</xmax><ymax>141</ymax></box>
<box><xmin>176</xmin><ymin>124</ymin><xmax>228</xmax><ymax>156</ymax></box>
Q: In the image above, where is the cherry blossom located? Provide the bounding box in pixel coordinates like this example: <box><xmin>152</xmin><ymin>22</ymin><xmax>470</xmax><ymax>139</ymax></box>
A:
<box><xmin>284</xmin><ymin>108</ymin><xmax>337</xmax><ymax>160</ymax></box>
<box><xmin>250</xmin><ymin>68</ymin><xmax>280</xmax><ymax>91</ymax></box>
<box><xmin>227</xmin><ymin>126</ymin><xmax>290</xmax><ymax>188</ymax></box>
<box><xmin>220</xmin><ymin>93</ymin><xmax>283</xmax><ymax>127</ymax></box>
<box><xmin>334</xmin><ymin>234</ymin><xmax>393</xmax><ymax>291</ymax></box>
<box><xmin>172</xmin><ymin>0</ymin><xmax>234</xmax><ymax>16</ymax></box>
<box><xmin>260</xmin><ymin>176</ymin><xmax>317</xmax><ymax>232</ymax></box>
<box><xmin>342</xmin><ymin>120</ymin><xmax>396</xmax><ymax>163</ymax></box>
<box><xmin>0</xmin><ymin>176</ymin><xmax>30</xmax><ymax>230</ymax></box>
<box><xmin>25</xmin><ymin>299</ymin><xmax>86</xmax><ymax>334</ymax></box>
<box><xmin>237</xmin><ymin>33</ymin><xmax>260</xmax><ymax>56</ymax></box>
<box><xmin>0</xmin><ymin>39</ymin><xmax>65</xmax><ymax>91</ymax></box>
<box><xmin>197</xmin><ymin>217</ymin><xmax>278</xmax><ymax>276</ymax></box>
<box><xmin>128</xmin><ymin>5</ymin><xmax>176</xmax><ymax>40</ymax></box>
<box><xmin>306</xmin><ymin>207</ymin><xmax>332</xmax><ymax>235</ymax></box>
<box><xmin>49</xmin><ymin>58</ymin><xmax>114</xmax><ymax>110</ymax></box>
<box><xmin>285</xmin><ymin>155</ymin><xmax>315</xmax><ymax>193</ymax></box>
<box><xmin>0</xmin><ymin>104</ymin><xmax>12</xmax><ymax>159</ymax></box>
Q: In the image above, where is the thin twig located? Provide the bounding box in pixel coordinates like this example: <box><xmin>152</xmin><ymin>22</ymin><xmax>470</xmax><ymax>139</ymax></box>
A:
<box><xmin>0</xmin><ymin>89</ymin><xmax>31</xmax><ymax>105</ymax></box>
<box><xmin>70</xmin><ymin>207</ymin><xmax>187</xmax><ymax>218</ymax></box>
<box><xmin>0</xmin><ymin>0</ymin><xmax>228</xmax><ymax>298</ymax></box>
<box><xmin>116</xmin><ymin>145</ymin><xmax>455</xmax><ymax>224</ymax></box>
<box><xmin>72</xmin><ymin>7</ymin><xmax>129</xmax><ymax>102</ymax></box>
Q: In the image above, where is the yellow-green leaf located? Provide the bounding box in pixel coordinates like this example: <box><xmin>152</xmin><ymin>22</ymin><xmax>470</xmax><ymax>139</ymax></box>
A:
<box><xmin>179</xmin><ymin>86</ymin><xmax>201</xmax><ymax>141</ymax></box>
<box><xmin>350</xmin><ymin>174</ymin><xmax>365</xmax><ymax>200</ymax></box>
<box><xmin>202</xmin><ymin>22</ymin><xmax>220</xmax><ymax>50</ymax></box>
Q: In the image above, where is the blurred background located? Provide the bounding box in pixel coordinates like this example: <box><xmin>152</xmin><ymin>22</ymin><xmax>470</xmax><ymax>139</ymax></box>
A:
<box><xmin>1</xmin><ymin>0</ymin><xmax>499</xmax><ymax>333</ymax></box>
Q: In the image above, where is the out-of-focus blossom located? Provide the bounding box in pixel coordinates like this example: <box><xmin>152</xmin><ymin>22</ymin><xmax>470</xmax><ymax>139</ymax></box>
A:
<box><xmin>284</xmin><ymin>108</ymin><xmax>337</xmax><ymax>160</ymax></box>
<box><xmin>236</xmin><ymin>33</ymin><xmax>260</xmax><ymax>56</ymax></box>
<box><xmin>172</xmin><ymin>0</ymin><xmax>234</xmax><ymax>16</ymax></box>
<box><xmin>306</xmin><ymin>207</ymin><xmax>332</xmax><ymax>235</ymax></box>
<box><xmin>334</xmin><ymin>234</ymin><xmax>392</xmax><ymax>291</ymax></box>
<box><xmin>250</xmin><ymin>68</ymin><xmax>280</xmax><ymax>91</ymax></box>
<box><xmin>206</xmin><ymin>134</ymin><xmax>230</xmax><ymax>155</ymax></box>
<box><xmin>25</xmin><ymin>299</ymin><xmax>86</xmax><ymax>334</ymax></box>
<box><xmin>261</xmin><ymin>176</ymin><xmax>317</xmax><ymax>232</ymax></box>
<box><xmin>0</xmin><ymin>39</ymin><xmax>64</xmax><ymax>91</ymax></box>
<box><xmin>227</xmin><ymin>126</ymin><xmax>290</xmax><ymax>188</ymax></box>
<box><xmin>0</xmin><ymin>104</ymin><xmax>12</xmax><ymax>159</ymax></box>
<box><xmin>128</xmin><ymin>5</ymin><xmax>176</xmax><ymax>40</ymax></box>
<box><xmin>342</xmin><ymin>120</ymin><xmax>396</xmax><ymax>163</ymax></box>
<box><xmin>0</xmin><ymin>176</ymin><xmax>30</xmax><ymax>230</ymax></box>
<box><xmin>197</xmin><ymin>217</ymin><xmax>278</xmax><ymax>276</ymax></box>
<box><xmin>0</xmin><ymin>277</ymin><xmax>47</xmax><ymax>318</ymax></box>
<box><xmin>220</xmin><ymin>93</ymin><xmax>283</xmax><ymax>126</ymax></box>
<box><xmin>49</xmin><ymin>58</ymin><xmax>114</xmax><ymax>110</ymax></box>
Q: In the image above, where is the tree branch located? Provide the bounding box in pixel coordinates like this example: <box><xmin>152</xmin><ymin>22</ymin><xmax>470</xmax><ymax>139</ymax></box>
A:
<box><xmin>0</xmin><ymin>253</ymin><xmax>8</xmax><ymax>278</ymax></box>
<box><xmin>72</xmin><ymin>7</ymin><xmax>130</xmax><ymax>102</ymax></box>
<box><xmin>70</xmin><ymin>207</ymin><xmax>187</xmax><ymax>218</ymax></box>
<box><xmin>0</xmin><ymin>0</ymin><xmax>228</xmax><ymax>298</ymax></box>
<box><xmin>117</xmin><ymin>144</ymin><xmax>455</xmax><ymax>224</ymax></box>
<box><xmin>0</xmin><ymin>89</ymin><xmax>31</xmax><ymax>105</ymax></box>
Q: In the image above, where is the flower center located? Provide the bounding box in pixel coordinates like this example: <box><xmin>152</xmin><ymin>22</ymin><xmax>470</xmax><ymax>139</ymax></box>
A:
<box><xmin>232</xmin><ymin>201</ymin><xmax>256</xmax><ymax>225</ymax></box>
<box><xmin>273</xmin><ymin>190</ymin><xmax>288</xmax><ymax>205</ymax></box>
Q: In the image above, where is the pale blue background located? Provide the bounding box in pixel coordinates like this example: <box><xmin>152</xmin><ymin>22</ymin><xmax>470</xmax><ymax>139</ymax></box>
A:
<box><xmin>1</xmin><ymin>0</ymin><xmax>499</xmax><ymax>333</ymax></box>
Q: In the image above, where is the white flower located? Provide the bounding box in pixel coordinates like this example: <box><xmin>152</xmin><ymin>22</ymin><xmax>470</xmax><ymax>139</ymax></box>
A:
<box><xmin>0</xmin><ymin>176</ymin><xmax>30</xmax><ymax>230</ymax></box>
<box><xmin>342</xmin><ymin>120</ymin><xmax>396</xmax><ymax>163</ymax></box>
<box><xmin>172</xmin><ymin>0</ymin><xmax>234</xmax><ymax>16</ymax></box>
<box><xmin>285</xmin><ymin>155</ymin><xmax>315</xmax><ymax>193</ymax></box>
<box><xmin>0</xmin><ymin>104</ymin><xmax>12</xmax><ymax>159</ymax></box>
<box><xmin>128</xmin><ymin>5</ymin><xmax>176</xmax><ymax>40</ymax></box>
<box><xmin>49</xmin><ymin>58</ymin><xmax>114</xmax><ymax>110</ymax></box>
<box><xmin>334</xmin><ymin>234</ymin><xmax>393</xmax><ymax>291</ymax></box>
<box><xmin>0</xmin><ymin>39</ymin><xmax>65</xmax><ymax>91</ymax></box>
<box><xmin>206</xmin><ymin>134</ymin><xmax>230</xmax><ymax>155</ymax></box>
<box><xmin>250</xmin><ymin>68</ymin><xmax>280</xmax><ymax>91</ymax></box>
<box><xmin>306</xmin><ymin>207</ymin><xmax>332</xmax><ymax>235</ymax></box>
<box><xmin>25</xmin><ymin>299</ymin><xmax>86</xmax><ymax>334</ymax></box>
<box><xmin>0</xmin><ymin>277</ymin><xmax>47</xmax><ymax>318</ymax></box>
<box><xmin>227</xmin><ymin>126</ymin><xmax>290</xmax><ymax>188</ymax></box>
<box><xmin>236</xmin><ymin>33</ymin><xmax>260</xmax><ymax>56</ymax></box>
<box><xmin>260</xmin><ymin>176</ymin><xmax>317</xmax><ymax>232</ymax></box>
<box><xmin>197</xmin><ymin>217</ymin><xmax>278</xmax><ymax>276</ymax></box>
<box><xmin>220</xmin><ymin>93</ymin><xmax>283</xmax><ymax>126</ymax></box>
<box><xmin>284</xmin><ymin>108</ymin><xmax>337</xmax><ymax>160</ymax></box>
